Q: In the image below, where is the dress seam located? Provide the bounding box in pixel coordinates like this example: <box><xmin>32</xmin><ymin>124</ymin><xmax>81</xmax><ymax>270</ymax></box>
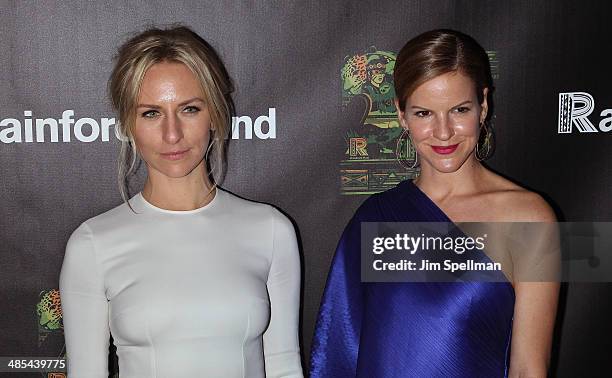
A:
<box><xmin>242</xmin><ymin>309</ymin><xmax>251</xmax><ymax>378</ymax></box>
<box><xmin>146</xmin><ymin>316</ymin><xmax>157</xmax><ymax>377</ymax></box>
<box><xmin>268</xmin><ymin>207</ymin><xmax>277</xmax><ymax>281</ymax></box>
<box><xmin>81</xmin><ymin>222</ymin><xmax>107</xmax><ymax>298</ymax></box>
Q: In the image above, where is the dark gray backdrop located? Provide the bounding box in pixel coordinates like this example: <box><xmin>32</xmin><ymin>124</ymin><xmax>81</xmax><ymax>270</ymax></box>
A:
<box><xmin>1</xmin><ymin>1</ymin><xmax>611</xmax><ymax>377</ymax></box>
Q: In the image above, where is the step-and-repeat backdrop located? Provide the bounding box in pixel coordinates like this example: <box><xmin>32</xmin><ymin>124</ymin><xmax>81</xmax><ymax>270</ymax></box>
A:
<box><xmin>1</xmin><ymin>1</ymin><xmax>610</xmax><ymax>377</ymax></box>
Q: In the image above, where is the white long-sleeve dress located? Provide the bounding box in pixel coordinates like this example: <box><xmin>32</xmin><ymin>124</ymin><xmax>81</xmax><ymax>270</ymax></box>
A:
<box><xmin>59</xmin><ymin>188</ymin><xmax>303</xmax><ymax>378</ymax></box>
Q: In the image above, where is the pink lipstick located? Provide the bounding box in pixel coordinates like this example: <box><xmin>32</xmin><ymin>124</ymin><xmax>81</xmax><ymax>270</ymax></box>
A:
<box><xmin>431</xmin><ymin>144</ymin><xmax>459</xmax><ymax>155</ymax></box>
<box><xmin>160</xmin><ymin>149</ymin><xmax>189</xmax><ymax>160</ymax></box>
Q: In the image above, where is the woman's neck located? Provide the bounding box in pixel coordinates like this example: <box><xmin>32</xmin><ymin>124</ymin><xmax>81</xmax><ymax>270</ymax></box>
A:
<box><xmin>414</xmin><ymin>157</ymin><xmax>487</xmax><ymax>201</ymax></box>
<box><xmin>142</xmin><ymin>164</ymin><xmax>215</xmax><ymax>211</ymax></box>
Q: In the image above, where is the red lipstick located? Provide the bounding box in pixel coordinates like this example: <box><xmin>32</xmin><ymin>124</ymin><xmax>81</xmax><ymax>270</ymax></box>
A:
<box><xmin>431</xmin><ymin>144</ymin><xmax>459</xmax><ymax>155</ymax></box>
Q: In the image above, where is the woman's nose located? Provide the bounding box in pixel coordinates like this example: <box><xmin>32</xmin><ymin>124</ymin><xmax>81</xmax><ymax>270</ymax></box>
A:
<box><xmin>162</xmin><ymin>113</ymin><xmax>183</xmax><ymax>144</ymax></box>
<box><xmin>433</xmin><ymin>115</ymin><xmax>454</xmax><ymax>141</ymax></box>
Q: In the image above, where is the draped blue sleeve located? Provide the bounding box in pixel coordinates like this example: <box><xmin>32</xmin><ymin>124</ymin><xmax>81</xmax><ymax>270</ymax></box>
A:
<box><xmin>310</xmin><ymin>180</ymin><xmax>515</xmax><ymax>378</ymax></box>
<box><xmin>309</xmin><ymin>214</ymin><xmax>363</xmax><ymax>377</ymax></box>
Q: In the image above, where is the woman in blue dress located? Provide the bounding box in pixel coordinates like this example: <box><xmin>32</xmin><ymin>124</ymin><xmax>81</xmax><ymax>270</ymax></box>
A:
<box><xmin>310</xmin><ymin>29</ymin><xmax>559</xmax><ymax>378</ymax></box>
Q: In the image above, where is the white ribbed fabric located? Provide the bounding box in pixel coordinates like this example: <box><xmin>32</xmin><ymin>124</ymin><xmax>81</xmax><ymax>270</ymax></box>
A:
<box><xmin>59</xmin><ymin>188</ymin><xmax>303</xmax><ymax>378</ymax></box>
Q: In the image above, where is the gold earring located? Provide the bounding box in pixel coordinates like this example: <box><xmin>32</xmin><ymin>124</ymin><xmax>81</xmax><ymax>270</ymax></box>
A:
<box><xmin>475</xmin><ymin>121</ymin><xmax>493</xmax><ymax>161</ymax></box>
<box><xmin>396</xmin><ymin>128</ymin><xmax>418</xmax><ymax>169</ymax></box>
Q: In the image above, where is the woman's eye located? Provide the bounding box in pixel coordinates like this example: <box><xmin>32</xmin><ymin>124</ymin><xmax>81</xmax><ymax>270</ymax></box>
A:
<box><xmin>183</xmin><ymin>106</ymin><xmax>200</xmax><ymax>113</ymax></box>
<box><xmin>414</xmin><ymin>110</ymin><xmax>430</xmax><ymax>117</ymax></box>
<box><xmin>141</xmin><ymin>110</ymin><xmax>159</xmax><ymax>118</ymax></box>
<box><xmin>455</xmin><ymin>106</ymin><xmax>470</xmax><ymax>113</ymax></box>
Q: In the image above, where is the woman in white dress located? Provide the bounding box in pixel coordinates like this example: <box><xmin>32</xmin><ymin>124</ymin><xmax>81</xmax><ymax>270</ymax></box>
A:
<box><xmin>59</xmin><ymin>26</ymin><xmax>303</xmax><ymax>378</ymax></box>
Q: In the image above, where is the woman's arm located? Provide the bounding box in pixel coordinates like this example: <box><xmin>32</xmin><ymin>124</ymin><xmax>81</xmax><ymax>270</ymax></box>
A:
<box><xmin>509</xmin><ymin>282</ymin><xmax>559</xmax><ymax>377</ymax></box>
<box><xmin>59</xmin><ymin>222</ymin><xmax>110</xmax><ymax>377</ymax></box>
<box><xmin>263</xmin><ymin>209</ymin><xmax>303</xmax><ymax>377</ymax></box>
<box><xmin>508</xmin><ymin>194</ymin><xmax>560</xmax><ymax>378</ymax></box>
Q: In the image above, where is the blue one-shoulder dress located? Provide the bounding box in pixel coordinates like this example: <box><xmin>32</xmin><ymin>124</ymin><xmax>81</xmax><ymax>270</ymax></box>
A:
<box><xmin>310</xmin><ymin>180</ymin><xmax>515</xmax><ymax>378</ymax></box>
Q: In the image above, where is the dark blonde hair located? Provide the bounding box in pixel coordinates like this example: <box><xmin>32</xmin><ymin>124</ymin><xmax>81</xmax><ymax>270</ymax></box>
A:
<box><xmin>108</xmin><ymin>25</ymin><xmax>234</xmax><ymax>204</ymax></box>
<box><xmin>394</xmin><ymin>29</ymin><xmax>493</xmax><ymax>112</ymax></box>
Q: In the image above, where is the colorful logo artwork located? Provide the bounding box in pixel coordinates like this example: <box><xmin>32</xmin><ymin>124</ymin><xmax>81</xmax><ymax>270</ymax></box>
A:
<box><xmin>37</xmin><ymin>289</ymin><xmax>63</xmax><ymax>346</ymax></box>
<box><xmin>340</xmin><ymin>48</ymin><xmax>417</xmax><ymax>195</ymax></box>
<box><xmin>36</xmin><ymin>289</ymin><xmax>67</xmax><ymax>376</ymax></box>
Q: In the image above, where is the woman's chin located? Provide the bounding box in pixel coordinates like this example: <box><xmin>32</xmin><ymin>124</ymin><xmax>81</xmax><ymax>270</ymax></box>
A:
<box><xmin>149</xmin><ymin>164</ymin><xmax>201</xmax><ymax>180</ymax></box>
<box><xmin>420</xmin><ymin>158</ymin><xmax>462</xmax><ymax>174</ymax></box>
<box><xmin>420</xmin><ymin>152</ymin><xmax>477</xmax><ymax>174</ymax></box>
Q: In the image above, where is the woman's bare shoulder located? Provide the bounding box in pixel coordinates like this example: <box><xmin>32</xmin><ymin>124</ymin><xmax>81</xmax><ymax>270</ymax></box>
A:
<box><xmin>485</xmin><ymin>175</ymin><xmax>557</xmax><ymax>222</ymax></box>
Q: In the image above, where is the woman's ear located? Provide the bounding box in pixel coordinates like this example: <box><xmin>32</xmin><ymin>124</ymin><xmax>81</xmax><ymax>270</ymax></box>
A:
<box><xmin>394</xmin><ymin>98</ymin><xmax>408</xmax><ymax>129</ymax></box>
<box><xmin>480</xmin><ymin>87</ymin><xmax>489</xmax><ymax>123</ymax></box>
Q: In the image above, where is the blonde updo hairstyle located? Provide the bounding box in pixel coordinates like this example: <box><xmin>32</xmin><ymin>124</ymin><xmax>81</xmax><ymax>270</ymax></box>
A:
<box><xmin>108</xmin><ymin>25</ymin><xmax>234</xmax><ymax>204</ymax></box>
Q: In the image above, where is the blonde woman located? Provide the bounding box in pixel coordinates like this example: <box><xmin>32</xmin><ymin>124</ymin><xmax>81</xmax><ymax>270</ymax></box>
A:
<box><xmin>59</xmin><ymin>26</ymin><xmax>303</xmax><ymax>378</ymax></box>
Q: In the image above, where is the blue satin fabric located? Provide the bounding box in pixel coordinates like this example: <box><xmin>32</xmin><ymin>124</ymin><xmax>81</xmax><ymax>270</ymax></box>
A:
<box><xmin>310</xmin><ymin>180</ymin><xmax>515</xmax><ymax>377</ymax></box>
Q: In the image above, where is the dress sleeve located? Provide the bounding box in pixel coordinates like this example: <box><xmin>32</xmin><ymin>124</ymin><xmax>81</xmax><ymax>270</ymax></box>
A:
<box><xmin>59</xmin><ymin>222</ymin><xmax>110</xmax><ymax>377</ymax></box>
<box><xmin>309</xmin><ymin>217</ymin><xmax>363</xmax><ymax>378</ymax></box>
<box><xmin>263</xmin><ymin>209</ymin><xmax>304</xmax><ymax>378</ymax></box>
